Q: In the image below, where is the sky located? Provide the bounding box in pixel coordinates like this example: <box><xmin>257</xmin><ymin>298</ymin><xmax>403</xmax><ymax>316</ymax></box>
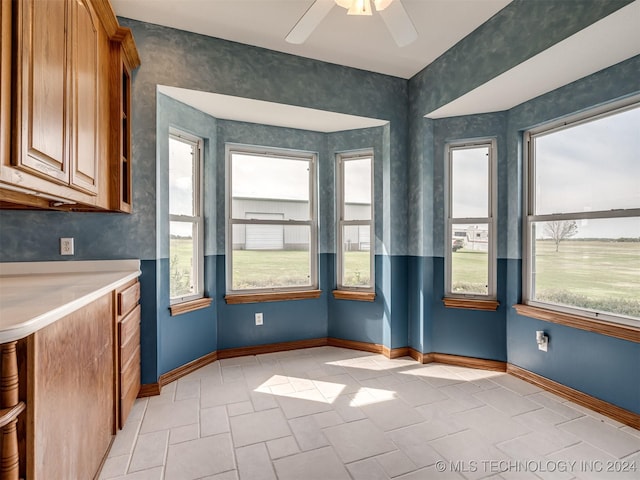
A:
<box><xmin>169</xmin><ymin>106</ymin><xmax>638</xmax><ymax>240</ymax></box>
<box><xmin>533</xmin><ymin>105</ymin><xmax>639</xmax><ymax>239</ymax></box>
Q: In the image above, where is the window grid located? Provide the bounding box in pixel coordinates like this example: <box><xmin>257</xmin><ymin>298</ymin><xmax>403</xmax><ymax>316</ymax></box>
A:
<box><xmin>445</xmin><ymin>140</ymin><xmax>497</xmax><ymax>299</ymax></box>
<box><xmin>523</xmin><ymin>99</ymin><xmax>640</xmax><ymax>324</ymax></box>
<box><xmin>169</xmin><ymin>129</ymin><xmax>204</xmax><ymax>304</ymax></box>
<box><xmin>337</xmin><ymin>151</ymin><xmax>374</xmax><ymax>291</ymax></box>
<box><xmin>226</xmin><ymin>145</ymin><xmax>318</xmax><ymax>294</ymax></box>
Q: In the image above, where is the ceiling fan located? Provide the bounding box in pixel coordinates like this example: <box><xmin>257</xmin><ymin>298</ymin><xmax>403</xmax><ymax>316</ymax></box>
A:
<box><xmin>286</xmin><ymin>0</ymin><xmax>418</xmax><ymax>47</ymax></box>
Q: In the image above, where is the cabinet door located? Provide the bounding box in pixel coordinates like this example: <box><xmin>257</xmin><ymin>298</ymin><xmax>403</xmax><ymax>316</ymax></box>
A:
<box><xmin>1</xmin><ymin>0</ymin><xmax>11</xmax><ymax>166</ymax></box>
<box><xmin>18</xmin><ymin>0</ymin><xmax>70</xmax><ymax>184</ymax></box>
<box><xmin>71</xmin><ymin>0</ymin><xmax>99</xmax><ymax>194</ymax></box>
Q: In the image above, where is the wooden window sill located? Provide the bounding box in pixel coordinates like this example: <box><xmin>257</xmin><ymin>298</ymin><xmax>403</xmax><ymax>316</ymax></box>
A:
<box><xmin>513</xmin><ymin>304</ymin><xmax>639</xmax><ymax>343</ymax></box>
<box><xmin>443</xmin><ymin>297</ymin><xmax>499</xmax><ymax>311</ymax></box>
<box><xmin>170</xmin><ymin>297</ymin><xmax>212</xmax><ymax>316</ymax></box>
<box><xmin>225</xmin><ymin>290</ymin><xmax>322</xmax><ymax>305</ymax></box>
<box><xmin>332</xmin><ymin>290</ymin><xmax>376</xmax><ymax>302</ymax></box>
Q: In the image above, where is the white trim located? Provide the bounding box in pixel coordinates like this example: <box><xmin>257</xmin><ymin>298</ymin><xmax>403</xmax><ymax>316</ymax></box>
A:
<box><xmin>445</xmin><ymin>139</ymin><xmax>497</xmax><ymax>299</ymax></box>
<box><xmin>336</xmin><ymin>150</ymin><xmax>375</xmax><ymax>292</ymax></box>
<box><xmin>169</xmin><ymin>130</ymin><xmax>205</xmax><ymax>304</ymax></box>
<box><xmin>523</xmin><ymin>99</ymin><xmax>640</xmax><ymax>324</ymax></box>
<box><xmin>226</xmin><ymin>144</ymin><xmax>318</xmax><ymax>294</ymax></box>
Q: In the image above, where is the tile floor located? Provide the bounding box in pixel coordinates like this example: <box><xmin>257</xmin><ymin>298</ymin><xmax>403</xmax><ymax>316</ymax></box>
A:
<box><xmin>99</xmin><ymin>347</ymin><xmax>640</xmax><ymax>480</ymax></box>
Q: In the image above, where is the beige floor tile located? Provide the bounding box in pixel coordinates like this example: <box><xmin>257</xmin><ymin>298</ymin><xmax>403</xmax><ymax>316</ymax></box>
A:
<box><xmin>559</xmin><ymin>417</ymin><xmax>640</xmax><ymax>458</ymax></box>
<box><xmin>201</xmin><ymin>380</ymin><xmax>250</xmax><ymax>408</ymax></box>
<box><xmin>396</xmin><ymin>465</ymin><xmax>465</xmax><ymax>479</ymax></box>
<box><xmin>175</xmin><ymin>378</ymin><xmax>201</xmax><ymax>400</ymax></box>
<box><xmin>273</xmin><ymin>446</ymin><xmax>351</xmax><ymax>480</ymax></box>
<box><xmin>266</xmin><ymin>436</ymin><xmax>300</xmax><ymax>459</ymax></box>
<box><xmin>102</xmin><ymin>347</ymin><xmax>639</xmax><ymax>480</ymax></box>
<box><xmin>347</xmin><ymin>458</ymin><xmax>390</xmax><ymax>480</ymax></box>
<box><xmin>527</xmin><ymin>392</ymin><xmax>584</xmax><ymax>421</ymax></box>
<box><xmin>453</xmin><ymin>405</ymin><xmax>532</xmax><ymax>444</ymax></box>
<box><xmin>489</xmin><ymin>374</ymin><xmax>542</xmax><ymax>396</ymax></box>
<box><xmin>394</xmin><ymin>379</ymin><xmax>449</xmax><ymax>406</ymax></box>
<box><xmin>474</xmin><ymin>386</ymin><xmax>543</xmax><ymax>417</ymax></box>
<box><xmin>429</xmin><ymin>430</ymin><xmax>512</xmax><ymax>480</ymax></box>
<box><xmin>201</xmin><ymin>405</ymin><xmax>230</xmax><ymax>436</ymax></box>
<box><xmin>288</xmin><ymin>415</ymin><xmax>330</xmax><ymax>451</ymax></box>
<box><xmin>129</xmin><ymin>430</ymin><xmax>169</xmax><ymax>472</ymax></box>
<box><xmin>361</xmin><ymin>397</ymin><xmax>425</xmax><ymax>431</ymax></box>
<box><xmin>99</xmin><ymin>454</ymin><xmax>130</xmax><ymax>479</ymax></box>
<box><xmin>387</xmin><ymin>420</ymin><xmax>459</xmax><ymax>468</ymax></box>
<box><xmin>109</xmin><ymin>414</ymin><xmax>143</xmax><ymax>457</ymax></box>
<box><xmin>165</xmin><ymin>434</ymin><xmax>235</xmax><ymax>480</ymax></box>
<box><xmin>236</xmin><ymin>443</ymin><xmax>277</xmax><ymax>480</ymax></box>
<box><xmin>200</xmin><ymin>472</ymin><xmax>239</xmax><ymax>480</ymax></box>
<box><xmin>375</xmin><ymin>450</ymin><xmax>418</xmax><ymax>477</ymax></box>
<box><xmin>111</xmin><ymin>467</ymin><xmax>164</xmax><ymax>480</ymax></box>
<box><xmin>229</xmin><ymin>408</ymin><xmax>291</xmax><ymax>447</ymax></box>
<box><xmin>139</xmin><ymin>398</ymin><xmax>199</xmax><ymax>434</ymax></box>
<box><xmin>324</xmin><ymin>418</ymin><xmax>396</xmax><ymax>463</ymax></box>
<box><xmin>275</xmin><ymin>386</ymin><xmax>334</xmax><ymax>418</ymax></box>
<box><xmin>227</xmin><ymin>400</ymin><xmax>254</xmax><ymax>417</ymax></box>
<box><xmin>169</xmin><ymin>423</ymin><xmax>199</xmax><ymax>445</ymax></box>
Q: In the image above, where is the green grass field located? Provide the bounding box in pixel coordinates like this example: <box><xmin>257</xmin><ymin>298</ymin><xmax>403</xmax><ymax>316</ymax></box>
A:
<box><xmin>170</xmin><ymin>238</ymin><xmax>639</xmax><ymax>317</ymax></box>
<box><xmin>230</xmin><ymin>250</ymin><xmax>370</xmax><ymax>289</ymax></box>
<box><xmin>451</xmin><ymin>240</ymin><xmax>639</xmax><ymax>317</ymax></box>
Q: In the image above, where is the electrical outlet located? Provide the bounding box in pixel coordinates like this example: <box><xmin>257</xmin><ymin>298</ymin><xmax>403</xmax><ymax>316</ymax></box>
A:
<box><xmin>60</xmin><ymin>238</ymin><xmax>74</xmax><ymax>256</ymax></box>
<box><xmin>536</xmin><ymin>330</ymin><xmax>548</xmax><ymax>352</ymax></box>
<box><xmin>255</xmin><ymin>313</ymin><xmax>263</xmax><ymax>326</ymax></box>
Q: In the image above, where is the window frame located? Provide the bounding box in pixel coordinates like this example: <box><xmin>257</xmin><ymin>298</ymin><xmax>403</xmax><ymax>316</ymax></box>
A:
<box><xmin>225</xmin><ymin>144</ymin><xmax>318</xmax><ymax>295</ymax></box>
<box><xmin>168</xmin><ymin>128</ymin><xmax>205</xmax><ymax>305</ymax></box>
<box><xmin>444</xmin><ymin>139</ymin><xmax>497</xmax><ymax>300</ymax></box>
<box><xmin>336</xmin><ymin>150</ymin><xmax>375</xmax><ymax>293</ymax></box>
<box><xmin>523</xmin><ymin>98</ymin><xmax>640</xmax><ymax>326</ymax></box>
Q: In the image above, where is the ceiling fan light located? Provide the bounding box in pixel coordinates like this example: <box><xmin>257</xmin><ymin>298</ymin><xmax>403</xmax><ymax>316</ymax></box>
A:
<box><xmin>347</xmin><ymin>0</ymin><xmax>373</xmax><ymax>16</ymax></box>
<box><xmin>374</xmin><ymin>0</ymin><xmax>394</xmax><ymax>10</ymax></box>
<box><xmin>335</xmin><ymin>0</ymin><xmax>352</xmax><ymax>8</ymax></box>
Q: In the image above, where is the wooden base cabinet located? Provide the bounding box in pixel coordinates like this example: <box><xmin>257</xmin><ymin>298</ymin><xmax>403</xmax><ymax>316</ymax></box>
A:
<box><xmin>23</xmin><ymin>293</ymin><xmax>115</xmax><ymax>480</ymax></box>
<box><xmin>115</xmin><ymin>279</ymin><xmax>141</xmax><ymax>429</ymax></box>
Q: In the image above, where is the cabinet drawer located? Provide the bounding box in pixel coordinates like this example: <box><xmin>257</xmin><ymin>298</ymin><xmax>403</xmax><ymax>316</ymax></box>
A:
<box><xmin>118</xmin><ymin>304</ymin><xmax>140</xmax><ymax>347</ymax></box>
<box><xmin>120</xmin><ymin>345</ymin><xmax>140</xmax><ymax>396</ymax></box>
<box><xmin>117</xmin><ymin>281</ymin><xmax>140</xmax><ymax>317</ymax></box>
<box><xmin>120</xmin><ymin>321</ymin><xmax>140</xmax><ymax>369</ymax></box>
<box><xmin>119</xmin><ymin>356</ymin><xmax>140</xmax><ymax>428</ymax></box>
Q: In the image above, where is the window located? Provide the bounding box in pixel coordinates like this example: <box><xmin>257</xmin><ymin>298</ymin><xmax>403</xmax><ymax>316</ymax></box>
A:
<box><xmin>227</xmin><ymin>145</ymin><xmax>317</xmax><ymax>293</ymax></box>
<box><xmin>337</xmin><ymin>151</ymin><xmax>374</xmax><ymax>292</ymax></box>
<box><xmin>445</xmin><ymin>140</ymin><xmax>496</xmax><ymax>300</ymax></box>
<box><xmin>169</xmin><ymin>129</ymin><xmax>204</xmax><ymax>304</ymax></box>
<box><xmin>524</xmin><ymin>101</ymin><xmax>640</xmax><ymax>324</ymax></box>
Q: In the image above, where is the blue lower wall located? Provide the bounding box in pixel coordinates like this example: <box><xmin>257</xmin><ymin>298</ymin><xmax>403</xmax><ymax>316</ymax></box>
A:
<box><xmin>328</xmin><ymin>255</ymin><xmax>408</xmax><ymax>348</ymax></box>
<box><xmin>508</xmin><ymin>310</ymin><xmax>640</xmax><ymax>414</ymax></box>
<box><xmin>430</xmin><ymin>257</ymin><xmax>507</xmax><ymax>361</ymax></box>
<box><xmin>216</xmin><ymin>254</ymin><xmax>329</xmax><ymax>350</ymax></box>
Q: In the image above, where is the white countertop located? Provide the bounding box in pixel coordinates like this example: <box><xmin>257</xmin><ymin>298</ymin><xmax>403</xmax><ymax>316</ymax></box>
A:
<box><xmin>0</xmin><ymin>260</ymin><xmax>141</xmax><ymax>343</ymax></box>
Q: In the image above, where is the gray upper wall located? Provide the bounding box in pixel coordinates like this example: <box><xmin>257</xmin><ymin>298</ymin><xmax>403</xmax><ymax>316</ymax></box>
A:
<box><xmin>0</xmin><ymin>1</ymin><xmax>633</xmax><ymax>262</ymax></box>
<box><xmin>122</xmin><ymin>17</ymin><xmax>410</xmax><ymax>258</ymax></box>
<box><xmin>406</xmin><ymin>0</ymin><xmax>634</xmax><ymax>258</ymax></box>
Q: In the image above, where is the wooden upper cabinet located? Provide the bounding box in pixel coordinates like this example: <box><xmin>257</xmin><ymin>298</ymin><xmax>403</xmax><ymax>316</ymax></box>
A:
<box><xmin>18</xmin><ymin>0</ymin><xmax>70</xmax><ymax>185</ymax></box>
<box><xmin>71</xmin><ymin>0</ymin><xmax>100</xmax><ymax>195</ymax></box>
<box><xmin>109</xmin><ymin>37</ymin><xmax>135</xmax><ymax>213</ymax></box>
<box><xmin>0</xmin><ymin>0</ymin><xmax>11</xmax><ymax>169</ymax></box>
<box><xmin>0</xmin><ymin>0</ymin><xmax>139</xmax><ymax>211</ymax></box>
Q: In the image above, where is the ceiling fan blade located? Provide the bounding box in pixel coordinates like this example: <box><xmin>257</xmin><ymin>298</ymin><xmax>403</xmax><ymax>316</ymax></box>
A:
<box><xmin>378</xmin><ymin>0</ymin><xmax>417</xmax><ymax>47</ymax></box>
<box><xmin>286</xmin><ymin>0</ymin><xmax>336</xmax><ymax>44</ymax></box>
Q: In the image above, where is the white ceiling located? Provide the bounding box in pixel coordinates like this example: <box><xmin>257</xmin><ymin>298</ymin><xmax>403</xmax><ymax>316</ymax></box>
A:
<box><xmin>427</xmin><ymin>0</ymin><xmax>640</xmax><ymax>118</ymax></box>
<box><xmin>158</xmin><ymin>85</ymin><xmax>389</xmax><ymax>132</ymax></box>
<box><xmin>115</xmin><ymin>0</ymin><xmax>640</xmax><ymax>128</ymax></box>
<box><xmin>111</xmin><ymin>0</ymin><xmax>512</xmax><ymax>79</ymax></box>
